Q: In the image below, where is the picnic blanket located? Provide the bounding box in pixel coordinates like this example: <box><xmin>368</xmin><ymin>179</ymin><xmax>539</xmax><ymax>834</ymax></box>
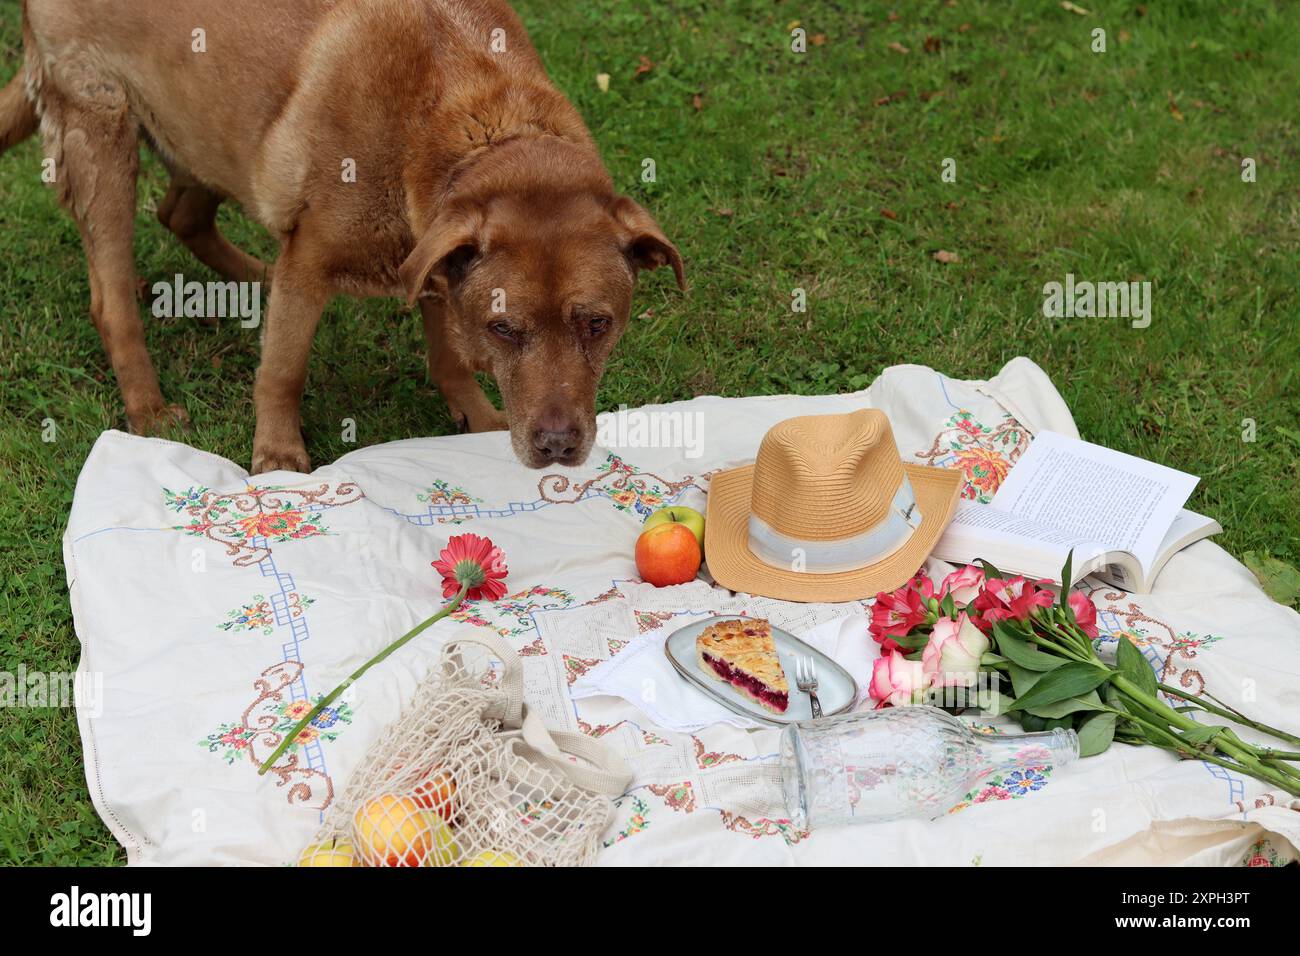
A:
<box><xmin>63</xmin><ymin>357</ymin><xmax>1300</xmax><ymax>866</ymax></box>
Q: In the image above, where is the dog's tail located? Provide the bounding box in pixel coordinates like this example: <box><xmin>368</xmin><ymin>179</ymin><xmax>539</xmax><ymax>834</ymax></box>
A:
<box><xmin>0</xmin><ymin>71</ymin><xmax>38</xmax><ymax>154</ymax></box>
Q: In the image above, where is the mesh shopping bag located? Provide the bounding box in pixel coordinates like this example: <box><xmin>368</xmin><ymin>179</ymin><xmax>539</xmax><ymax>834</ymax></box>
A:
<box><xmin>300</xmin><ymin>632</ymin><xmax>630</xmax><ymax>867</ymax></box>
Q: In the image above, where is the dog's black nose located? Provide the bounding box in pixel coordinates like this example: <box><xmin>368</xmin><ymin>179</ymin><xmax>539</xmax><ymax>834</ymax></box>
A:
<box><xmin>533</xmin><ymin>428</ymin><xmax>579</xmax><ymax>462</ymax></box>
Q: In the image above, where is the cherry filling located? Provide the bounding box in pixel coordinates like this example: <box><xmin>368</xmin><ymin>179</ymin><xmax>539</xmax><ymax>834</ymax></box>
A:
<box><xmin>703</xmin><ymin>653</ymin><xmax>788</xmax><ymax>712</ymax></box>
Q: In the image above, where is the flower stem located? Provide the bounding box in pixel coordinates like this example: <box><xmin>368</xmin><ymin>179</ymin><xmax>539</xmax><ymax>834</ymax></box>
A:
<box><xmin>1107</xmin><ymin>681</ymin><xmax>1300</xmax><ymax>796</ymax></box>
<box><xmin>1103</xmin><ymin>705</ymin><xmax>1300</xmax><ymax>795</ymax></box>
<box><xmin>256</xmin><ymin>586</ymin><xmax>468</xmax><ymax>775</ymax></box>
<box><xmin>1156</xmin><ymin>682</ymin><xmax>1300</xmax><ymax>748</ymax></box>
<box><xmin>1044</xmin><ymin>619</ymin><xmax>1098</xmax><ymax>660</ymax></box>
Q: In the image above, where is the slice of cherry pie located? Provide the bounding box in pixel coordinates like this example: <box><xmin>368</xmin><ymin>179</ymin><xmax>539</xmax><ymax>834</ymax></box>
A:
<box><xmin>695</xmin><ymin>618</ymin><xmax>789</xmax><ymax>714</ymax></box>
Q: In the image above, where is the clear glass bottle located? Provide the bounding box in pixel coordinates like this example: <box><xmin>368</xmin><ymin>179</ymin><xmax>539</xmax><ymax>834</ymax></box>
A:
<box><xmin>779</xmin><ymin>705</ymin><xmax>1079</xmax><ymax>828</ymax></box>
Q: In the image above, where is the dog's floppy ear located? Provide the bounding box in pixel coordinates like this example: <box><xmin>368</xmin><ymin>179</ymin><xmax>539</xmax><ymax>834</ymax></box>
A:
<box><xmin>398</xmin><ymin>208</ymin><xmax>483</xmax><ymax>306</ymax></box>
<box><xmin>610</xmin><ymin>196</ymin><xmax>685</xmax><ymax>291</ymax></box>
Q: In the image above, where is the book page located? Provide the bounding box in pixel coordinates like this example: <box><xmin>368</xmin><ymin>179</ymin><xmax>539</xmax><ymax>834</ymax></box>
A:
<box><xmin>1159</xmin><ymin>509</ymin><xmax>1220</xmax><ymax>553</ymax></box>
<box><xmin>933</xmin><ymin>501</ymin><xmax>1110</xmax><ymax>581</ymax></box>
<box><xmin>992</xmin><ymin>431</ymin><xmax>1199</xmax><ymax>572</ymax></box>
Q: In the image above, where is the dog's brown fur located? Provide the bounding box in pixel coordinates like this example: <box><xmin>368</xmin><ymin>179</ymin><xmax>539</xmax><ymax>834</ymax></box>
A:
<box><xmin>2</xmin><ymin>0</ymin><xmax>683</xmax><ymax>472</ymax></box>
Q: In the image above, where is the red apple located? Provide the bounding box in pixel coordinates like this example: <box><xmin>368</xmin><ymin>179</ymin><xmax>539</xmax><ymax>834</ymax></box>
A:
<box><xmin>411</xmin><ymin>768</ymin><xmax>458</xmax><ymax>822</ymax></box>
<box><xmin>635</xmin><ymin>522</ymin><xmax>702</xmax><ymax>587</ymax></box>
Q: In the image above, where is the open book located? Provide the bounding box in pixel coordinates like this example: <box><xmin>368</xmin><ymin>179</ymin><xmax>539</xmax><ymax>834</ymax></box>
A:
<box><xmin>932</xmin><ymin>431</ymin><xmax>1221</xmax><ymax>592</ymax></box>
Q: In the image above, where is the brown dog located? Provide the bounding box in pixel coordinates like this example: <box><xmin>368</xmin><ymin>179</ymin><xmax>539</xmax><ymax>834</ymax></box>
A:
<box><xmin>1</xmin><ymin>0</ymin><xmax>683</xmax><ymax>472</ymax></box>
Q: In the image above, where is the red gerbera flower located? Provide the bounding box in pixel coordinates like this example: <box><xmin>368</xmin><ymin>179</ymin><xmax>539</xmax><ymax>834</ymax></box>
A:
<box><xmin>432</xmin><ymin>533</ymin><xmax>509</xmax><ymax>601</ymax></box>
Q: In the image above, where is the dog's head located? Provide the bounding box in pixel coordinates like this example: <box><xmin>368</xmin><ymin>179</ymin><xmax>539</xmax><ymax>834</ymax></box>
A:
<box><xmin>400</xmin><ymin>141</ymin><xmax>683</xmax><ymax>469</ymax></box>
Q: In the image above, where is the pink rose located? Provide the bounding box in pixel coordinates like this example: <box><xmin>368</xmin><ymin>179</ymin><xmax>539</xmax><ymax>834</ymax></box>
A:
<box><xmin>868</xmin><ymin>650</ymin><xmax>930</xmax><ymax>708</ymax></box>
<box><xmin>921</xmin><ymin>612</ymin><xmax>990</xmax><ymax>687</ymax></box>
<box><xmin>868</xmin><ymin>573</ymin><xmax>935</xmax><ymax>652</ymax></box>
<box><xmin>1068</xmin><ymin>591</ymin><xmax>1099</xmax><ymax>638</ymax></box>
<box><xmin>938</xmin><ymin>565</ymin><xmax>985</xmax><ymax>607</ymax></box>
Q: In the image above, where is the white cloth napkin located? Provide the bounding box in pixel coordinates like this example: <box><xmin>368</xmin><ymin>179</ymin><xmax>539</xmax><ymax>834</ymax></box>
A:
<box><xmin>569</xmin><ymin>611</ymin><xmax>875</xmax><ymax>732</ymax></box>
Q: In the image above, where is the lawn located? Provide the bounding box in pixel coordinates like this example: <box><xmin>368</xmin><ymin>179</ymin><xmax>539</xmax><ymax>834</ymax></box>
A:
<box><xmin>1</xmin><ymin>0</ymin><xmax>1297</xmax><ymax>864</ymax></box>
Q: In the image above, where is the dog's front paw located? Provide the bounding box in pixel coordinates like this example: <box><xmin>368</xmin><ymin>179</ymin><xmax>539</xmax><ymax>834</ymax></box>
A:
<box><xmin>251</xmin><ymin>442</ymin><xmax>312</xmax><ymax>475</ymax></box>
<box><xmin>128</xmin><ymin>403</ymin><xmax>190</xmax><ymax>436</ymax></box>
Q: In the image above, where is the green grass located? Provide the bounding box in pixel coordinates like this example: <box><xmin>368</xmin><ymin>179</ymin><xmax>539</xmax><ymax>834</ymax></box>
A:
<box><xmin>2</xmin><ymin>0</ymin><xmax>1298</xmax><ymax>864</ymax></box>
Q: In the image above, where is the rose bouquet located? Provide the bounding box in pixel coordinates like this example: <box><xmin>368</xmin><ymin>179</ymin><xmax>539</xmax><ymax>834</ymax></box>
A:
<box><xmin>868</xmin><ymin>555</ymin><xmax>1300</xmax><ymax>796</ymax></box>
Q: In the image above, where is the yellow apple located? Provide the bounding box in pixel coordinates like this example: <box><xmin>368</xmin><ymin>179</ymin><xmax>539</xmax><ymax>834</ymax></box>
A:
<box><xmin>642</xmin><ymin>505</ymin><xmax>705</xmax><ymax>550</ymax></box>
<box><xmin>297</xmin><ymin>837</ymin><xmax>358</xmax><ymax>867</ymax></box>
<box><xmin>353</xmin><ymin>794</ymin><xmax>436</xmax><ymax>867</ymax></box>
<box><xmin>464</xmin><ymin>850</ymin><xmax>523</xmax><ymax>867</ymax></box>
<box><xmin>417</xmin><ymin>811</ymin><xmax>462</xmax><ymax>867</ymax></box>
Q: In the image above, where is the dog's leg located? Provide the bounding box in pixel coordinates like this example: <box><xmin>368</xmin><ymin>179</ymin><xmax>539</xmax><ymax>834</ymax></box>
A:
<box><xmin>49</xmin><ymin>100</ymin><xmax>186</xmax><ymax>434</ymax></box>
<box><xmin>419</xmin><ymin>298</ymin><xmax>507</xmax><ymax>433</ymax></box>
<box><xmin>157</xmin><ymin>175</ymin><xmax>273</xmax><ymax>285</ymax></box>
<box><xmin>250</xmin><ymin>242</ymin><xmax>328</xmax><ymax>474</ymax></box>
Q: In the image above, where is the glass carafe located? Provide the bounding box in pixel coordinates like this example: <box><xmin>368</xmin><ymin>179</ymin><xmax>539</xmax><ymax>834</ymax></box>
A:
<box><xmin>779</xmin><ymin>705</ymin><xmax>1079</xmax><ymax>828</ymax></box>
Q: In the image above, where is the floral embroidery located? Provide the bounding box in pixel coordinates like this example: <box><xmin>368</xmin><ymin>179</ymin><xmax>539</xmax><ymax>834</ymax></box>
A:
<box><xmin>416</xmin><ymin>479</ymin><xmax>482</xmax><ymax>524</ymax></box>
<box><xmin>449</xmin><ymin>585</ymin><xmax>575</xmax><ymax>639</ymax></box>
<box><xmin>200</xmin><ymin>670</ymin><xmax>352</xmax><ymax>765</ymax></box>
<box><xmin>635</xmin><ymin>609</ymin><xmax>676</xmax><ymax>632</ymax></box>
<box><xmin>647</xmin><ymin>781</ymin><xmax>696</xmax><ymax>813</ymax></box>
<box><xmin>1002</xmin><ymin>768</ymin><xmax>1048</xmax><ymax>796</ymax></box>
<box><xmin>218</xmin><ymin>591</ymin><xmax>314</xmax><ymax>636</ymax></box>
<box><xmin>164</xmin><ymin>483</ymin><xmax>364</xmax><ymax>566</ymax></box>
<box><xmin>948</xmin><ymin>765</ymin><xmax>1054</xmax><ymax>813</ymax></box>
<box><xmin>603</xmin><ymin>796</ymin><xmax>651</xmax><ymax>847</ymax></box>
<box><xmin>538</xmin><ymin>453</ymin><xmax>716</xmax><ymax>518</ymax></box>
<box><xmin>694</xmin><ymin>736</ymin><xmax>746</xmax><ymax>770</ymax></box>
<box><xmin>563</xmin><ymin>655</ymin><xmax>603</xmax><ymax>685</ymax></box>
<box><xmin>518</xmin><ymin>800</ymin><xmax>556</xmax><ymax>825</ymax></box>
<box><xmin>720</xmin><ymin>811</ymin><xmax>806</xmax><ymax>845</ymax></box>
<box><xmin>953</xmin><ymin>446</ymin><xmax>1010</xmax><ymax>499</ymax></box>
<box><xmin>1242</xmin><ymin>838</ymin><xmax>1286</xmax><ymax>867</ymax></box>
<box><xmin>915</xmin><ymin>410</ymin><xmax>1030</xmax><ymax>503</ymax></box>
<box><xmin>197</xmin><ymin>662</ymin><xmax>348</xmax><ymax>809</ymax></box>
<box><xmin>1095</xmin><ymin>600</ymin><xmax>1226</xmax><ymax>698</ymax></box>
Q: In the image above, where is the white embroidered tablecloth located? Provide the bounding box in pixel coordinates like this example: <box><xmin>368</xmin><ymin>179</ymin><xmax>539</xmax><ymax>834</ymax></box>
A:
<box><xmin>63</xmin><ymin>357</ymin><xmax>1300</xmax><ymax>866</ymax></box>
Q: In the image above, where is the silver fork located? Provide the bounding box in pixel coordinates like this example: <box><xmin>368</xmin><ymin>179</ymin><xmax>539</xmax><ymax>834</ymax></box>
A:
<box><xmin>794</xmin><ymin>656</ymin><xmax>823</xmax><ymax>718</ymax></box>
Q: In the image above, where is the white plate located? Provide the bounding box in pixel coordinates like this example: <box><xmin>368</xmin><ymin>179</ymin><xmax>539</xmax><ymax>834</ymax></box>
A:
<box><xmin>664</xmin><ymin>615</ymin><xmax>858</xmax><ymax>725</ymax></box>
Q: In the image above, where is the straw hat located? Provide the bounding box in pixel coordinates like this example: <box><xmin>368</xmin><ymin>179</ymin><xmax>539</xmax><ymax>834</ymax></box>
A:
<box><xmin>705</xmin><ymin>409</ymin><xmax>962</xmax><ymax>602</ymax></box>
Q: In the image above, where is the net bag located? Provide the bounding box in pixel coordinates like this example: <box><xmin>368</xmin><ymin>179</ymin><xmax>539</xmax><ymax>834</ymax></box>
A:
<box><xmin>301</xmin><ymin>632</ymin><xmax>631</xmax><ymax>867</ymax></box>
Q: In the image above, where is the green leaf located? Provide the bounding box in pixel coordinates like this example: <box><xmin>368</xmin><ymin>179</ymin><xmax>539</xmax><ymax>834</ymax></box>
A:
<box><xmin>1017</xmin><ymin>712</ymin><xmax>1047</xmax><ymax>732</ymax></box>
<box><xmin>1007</xmin><ymin>662</ymin><xmax>1113</xmax><ymax>712</ymax></box>
<box><xmin>1025</xmin><ymin>689</ymin><xmax>1105</xmax><ymax>720</ymax></box>
<box><xmin>1059</xmin><ymin>549</ymin><xmax>1074</xmax><ymax>605</ymax></box>
<box><xmin>1242</xmin><ymin>551</ymin><xmax>1300</xmax><ymax>608</ymax></box>
<box><xmin>1006</xmin><ymin>662</ymin><xmax>1045</xmax><ymax>697</ymax></box>
<box><xmin>888</xmin><ymin>630</ymin><xmax>930</xmax><ymax>651</ymax></box>
<box><xmin>1115</xmin><ymin>634</ymin><xmax>1158</xmax><ymax>698</ymax></box>
<box><xmin>1078</xmin><ymin>712</ymin><xmax>1117</xmax><ymax>757</ymax></box>
<box><xmin>994</xmin><ymin>621</ymin><xmax>1066</xmax><ymax>672</ymax></box>
<box><xmin>978</xmin><ymin>558</ymin><xmax>1005</xmax><ymax>580</ymax></box>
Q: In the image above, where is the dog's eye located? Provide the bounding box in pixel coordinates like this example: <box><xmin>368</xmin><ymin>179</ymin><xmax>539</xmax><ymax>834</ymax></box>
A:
<box><xmin>489</xmin><ymin>321</ymin><xmax>517</xmax><ymax>342</ymax></box>
<box><xmin>586</xmin><ymin>316</ymin><xmax>611</xmax><ymax>337</ymax></box>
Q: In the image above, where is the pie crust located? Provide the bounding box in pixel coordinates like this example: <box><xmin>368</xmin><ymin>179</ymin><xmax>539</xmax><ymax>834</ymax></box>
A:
<box><xmin>695</xmin><ymin>618</ymin><xmax>789</xmax><ymax>713</ymax></box>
